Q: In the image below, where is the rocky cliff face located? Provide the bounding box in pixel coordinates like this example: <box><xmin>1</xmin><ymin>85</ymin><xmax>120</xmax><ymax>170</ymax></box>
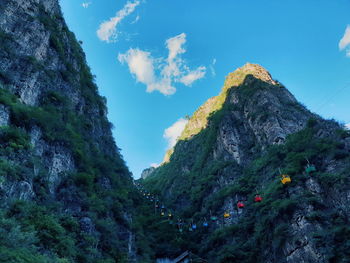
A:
<box><xmin>0</xmin><ymin>1</ymin><xmax>138</xmax><ymax>262</ymax></box>
<box><xmin>141</xmin><ymin>167</ymin><xmax>156</xmax><ymax>180</ymax></box>
<box><xmin>143</xmin><ymin>64</ymin><xmax>350</xmax><ymax>262</ymax></box>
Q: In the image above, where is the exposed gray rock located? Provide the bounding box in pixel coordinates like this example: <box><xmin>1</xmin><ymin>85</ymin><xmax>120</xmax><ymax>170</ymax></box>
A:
<box><xmin>99</xmin><ymin>176</ymin><xmax>112</xmax><ymax>190</ymax></box>
<box><xmin>0</xmin><ymin>179</ymin><xmax>35</xmax><ymax>200</ymax></box>
<box><xmin>0</xmin><ymin>105</ymin><xmax>9</xmax><ymax>126</ymax></box>
<box><xmin>141</xmin><ymin>167</ymin><xmax>156</xmax><ymax>179</ymax></box>
<box><xmin>284</xmin><ymin>211</ymin><xmax>325</xmax><ymax>263</ymax></box>
<box><xmin>305</xmin><ymin>178</ymin><xmax>322</xmax><ymax>194</ymax></box>
<box><xmin>30</xmin><ymin>126</ymin><xmax>75</xmax><ymax>193</ymax></box>
<box><xmin>80</xmin><ymin>216</ymin><xmax>96</xmax><ymax>234</ymax></box>
<box><xmin>46</xmin><ymin>146</ymin><xmax>75</xmax><ymax>193</ymax></box>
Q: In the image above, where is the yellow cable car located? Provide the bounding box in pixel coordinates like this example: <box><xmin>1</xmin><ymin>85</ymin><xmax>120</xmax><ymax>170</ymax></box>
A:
<box><xmin>281</xmin><ymin>174</ymin><xmax>292</xmax><ymax>185</ymax></box>
<box><xmin>224</xmin><ymin>212</ymin><xmax>230</xmax><ymax>218</ymax></box>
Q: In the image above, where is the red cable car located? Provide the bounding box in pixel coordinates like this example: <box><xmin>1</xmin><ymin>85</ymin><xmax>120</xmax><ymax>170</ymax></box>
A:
<box><xmin>237</xmin><ymin>201</ymin><xmax>245</xmax><ymax>209</ymax></box>
<box><xmin>254</xmin><ymin>195</ymin><xmax>263</xmax><ymax>202</ymax></box>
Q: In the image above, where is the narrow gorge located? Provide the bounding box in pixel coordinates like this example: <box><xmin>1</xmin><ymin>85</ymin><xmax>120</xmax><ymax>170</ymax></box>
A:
<box><xmin>0</xmin><ymin>1</ymin><xmax>349</xmax><ymax>263</ymax></box>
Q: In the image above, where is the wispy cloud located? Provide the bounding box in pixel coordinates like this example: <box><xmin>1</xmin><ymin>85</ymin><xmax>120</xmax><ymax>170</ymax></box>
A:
<box><xmin>209</xmin><ymin>58</ymin><xmax>216</xmax><ymax>76</ymax></box>
<box><xmin>180</xmin><ymin>66</ymin><xmax>206</xmax><ymax>86</ymax></box>
<box><xmin>118</xmin><ymin>49</ymin><xmax>176</xmax><ymax>95</ymax></box>
<box><xmin>118</xmin><ymin>33</ymin><xmax>206</xmax><ymax>95</ymax></box>
<box><xmin>131</xmin><ymin>15</ymin><xmax>140</xmax><ymax>24</ymax></box>
<box><xmin>339</xmin><ymin>25</ymin><xmax>350</xmax><ymax>57</ymax></box>
<box><xmin>82</xmin><ymin>2</ymin><xmax>91</xmax><ymax>8</ymax></box>
<box><xmin>97</xmin><ymin>0</ymin><xmax>140</xmax><ymax>43</ymax></box>
<box><xmin>345</xmin><ymin>123</ymin><xmax>350</xmax><ymax>130</ymax></box>
<box><xmin>163</xmin><ymin>118</ymin><xmax>188</xmax><ymax>148</ymax></box>
<box><xmin>150</xmin><ymin>163</ymin><xmax>160</xmax><ymax>168</ymax></box>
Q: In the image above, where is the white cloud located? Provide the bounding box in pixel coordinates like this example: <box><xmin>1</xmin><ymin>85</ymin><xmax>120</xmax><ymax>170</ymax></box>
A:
<box><xmin>118</xmin><ymin>33</ymin><xmax>206</xmax><ymax>95</ymax></box>
<box><xmin>118</xmin><ymin>48</ymin><xmax>176</xmax><ymax>95</ymax></box>
<box><xmin>180</xmin><ymin>66</ymin><xmax>206</xmax><ymax>86</ymax></box>
<box><xmin>346</xmin><ymin>50</ymin><xmax>350</xmax><ymax>58</ymax></box>
<box><xmin>166</xmin><ymin>33</ymin><xmax>186</xmax><ymax>62</ymax></box>
<box><xmin>82</xmin><ymin>2</ymin><xmax>91</xmax><ymax>8</ymax></box>
<box><xmin>163</xmin><ymin>118</ymin><xmax>189</xmax><ymax>148</ymax></box>
<box><xmin>131</xmin><ymin>15</ymin><xmax>140</xmax><ymax>24</ymax></box>
<box><xmin>97</xmin><ymin>0</ymin><xmax>140</xmax><ymax>43</ymax></box>
<box><xmin>339</xmin><ymin>25</ymin><xmax>350</xmax><ymax>57</ymax></box>
<box><xmin>150</xmin><ymin>163</ymin><xmax>160</xmax><ymax>168</ymax></box>
<box><xmin>339</xmin><ymin>25</ymin><xmax>350</xmax><ymax>50</ymax></box>
<box><xmin>161</xmin><ymin>33</ymin><xmax>186</xmax><ymax>80</ymax></box>
<box><xmin>118</xmin><ymin>49</ymin><xmax>155</xmax><ymax>86</ymax></box>
<box><xmin>209</xmin><ymin>58</ymin><xmax>216</xmax><ymax>76</ymax></box>
<box><xmin>345</xmin><ymin>123</ymin><xmax>350</xmax><ymax>130</ymax></box>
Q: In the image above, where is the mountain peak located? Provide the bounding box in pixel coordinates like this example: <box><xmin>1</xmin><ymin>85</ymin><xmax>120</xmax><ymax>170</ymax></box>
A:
<box><xmin>178</xmin><ymin>64</ymin><xmax>277</xmax><ymax>142</ymax></box>
<box><xmin>224</xmin><ymin>63</ymin><xmax>277</xmax><ymax>91</ymax></box>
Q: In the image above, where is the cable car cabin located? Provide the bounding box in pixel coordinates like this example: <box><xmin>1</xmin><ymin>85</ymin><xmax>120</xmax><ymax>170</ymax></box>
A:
<box><xmin>281</xmin><ymin>174</ymin><xmax>292</xmax><ymax>185</ymax></box>
<box><xmin>254</xmin><ymin>195</ymin><xmax>263</xmax><ymax>202</ymax></box>
<box><xmin>210</xmin><ymin>216</ymin><xmax>218</xmax><ymax>221</ymax></box>
<box><xmin>192</xmin><ymin>224</ymin><xmax>197</xmax><ymax>230</ymax></box>
<box><xmin>305</xmin><ymin>165</ymin><xmax>316</xmax><ymax>174</ymax></box>
<box><xmin>161</xmin><ymin>211</ymin><xmax>165</xmax><ymax>216</ymax></box>
<box><xmin>224</xmin><ymin>212</ymin><xmax>230</xmax><ymax>218</ymax></box>
<box><xmin>203</xmin><ymin>222</ymin><xmax>208</xmax><ymax>227</ymax></box>
<box><xmin>237</xmin><ymin>201</ymin><xmax>245</xmax><ymax>209</ymax></box>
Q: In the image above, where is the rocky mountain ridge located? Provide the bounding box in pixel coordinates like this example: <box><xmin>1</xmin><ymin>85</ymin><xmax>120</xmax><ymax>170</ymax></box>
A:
<box><xmin>142</xmin><ymin>64</ymin><xmax>350</xmax><ymax>262</ymax></box>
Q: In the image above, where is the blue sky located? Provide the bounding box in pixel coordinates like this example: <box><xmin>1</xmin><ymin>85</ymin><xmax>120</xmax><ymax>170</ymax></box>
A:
<box><xmin>60</xmin><ymin>0</ymin><xmax>350</xmax><ymax>178</ymax></box>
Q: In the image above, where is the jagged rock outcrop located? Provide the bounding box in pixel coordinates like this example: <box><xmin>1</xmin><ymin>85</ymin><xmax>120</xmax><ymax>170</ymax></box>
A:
<box><xmin>143</xmin><ymin>64</ymin><xmax>350</xmax><ymax>263</ymax></box>
<box><xmin>0</xmin><ymin>105</ymin><xmax>9</xmax><ymax>126</ymax></box>
<box><xmin>141</xmin><ymin>167</ymin><xmax>156</xmax><ymax>180</ymax></box>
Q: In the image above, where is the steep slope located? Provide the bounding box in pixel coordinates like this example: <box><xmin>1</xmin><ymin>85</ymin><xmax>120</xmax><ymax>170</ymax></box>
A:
<box><xmin>143</xmin><ymin>64</ymin><xmax>350</xmax><ymax>262</ymax></box>
<box><xmin>0</xmin><ymin>1</ymin><xmax>140</xmax><ymax>262</ymax></box>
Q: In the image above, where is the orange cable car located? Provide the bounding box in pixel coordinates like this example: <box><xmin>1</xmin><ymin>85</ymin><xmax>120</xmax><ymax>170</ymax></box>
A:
<box><xmin>281</xmin><ymin>174</ymin><xmax>291</xmax><ymax>185</ymax></box>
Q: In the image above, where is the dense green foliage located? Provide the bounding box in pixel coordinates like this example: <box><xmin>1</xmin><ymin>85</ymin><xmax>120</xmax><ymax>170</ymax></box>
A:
<box><xmin>142</xmin><ymin>102</ymin><xmax>350</xmax><ymax>262</ymax></box>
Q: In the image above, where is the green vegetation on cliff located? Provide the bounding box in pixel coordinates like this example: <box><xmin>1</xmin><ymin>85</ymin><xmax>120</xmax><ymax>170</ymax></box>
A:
<box><xmin>141</xmin><ymin>118</ymin><xmax>350</xmax><ymax>262</ymax></box>
<box><xmin>0</xmin><ymin>3</ymin><xmax>137</xmax><ymax>263</ymax></box>
<box><xmin>141</xmin><ymin>67</ymin><xmax>350</xmax><ymax>262</ymax></box>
